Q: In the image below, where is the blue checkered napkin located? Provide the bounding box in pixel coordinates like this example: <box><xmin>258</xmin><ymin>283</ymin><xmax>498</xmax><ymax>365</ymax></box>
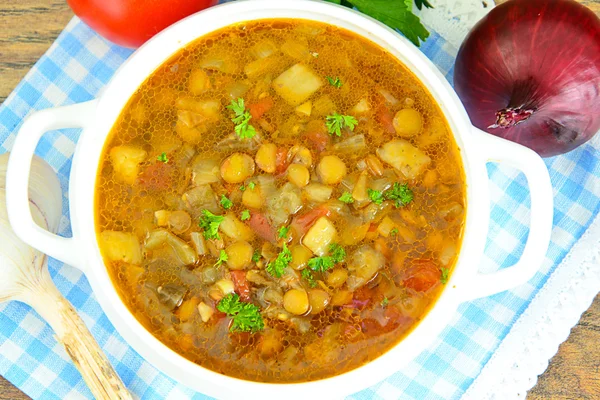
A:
<box><xmin>1</xmin><ymin>5</ymin><xmax>599</xmax><ymax>400</ymax></box>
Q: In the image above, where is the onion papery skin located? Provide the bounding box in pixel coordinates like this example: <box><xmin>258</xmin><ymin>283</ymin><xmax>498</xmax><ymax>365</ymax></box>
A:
<box><xmin>454</xmin><ymin>0</ymin><xmax>600</xmax><ymax>157</ymax></box>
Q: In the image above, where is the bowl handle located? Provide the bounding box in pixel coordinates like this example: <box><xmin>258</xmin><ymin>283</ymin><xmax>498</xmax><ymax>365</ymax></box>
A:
<box><xmin>6</xmin><ymin>100</ymin><xmax>98</xmax><ymax>270</ymax></box>
<box><xmin>462</xmin><ymin>127</ymin><xmax>554</xmax><ymax>301</ymax></box>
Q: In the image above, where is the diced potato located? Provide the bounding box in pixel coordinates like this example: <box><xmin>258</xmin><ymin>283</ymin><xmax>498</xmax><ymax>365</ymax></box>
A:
<box><xmin>346</xmin><ymin>245</ymin><xmax>385</xmax><ymax>291</ymax></box>
<box><xmin>124</xmin><ymin>264</ymin><xmax>144</xmax><ymax>288</ymax></box>
<box><xmin>176</xmin><ymin>297</ymin><xmax>200</xmax><ymax>322</ymax></box>
<box><xmin>273</xmin><ymin>63</ymin><xmax>323</xmax><ymax>106</ymax></box>
<box><xmin>393</xmin><ymin>108</ymin><xmax>423</xmax><ymax>137</ymax></box>
<box><xmin>283</xmin><ymin>289</ymin><xmax>310</xmax><ymax>315</ymax></box>
<box><xmin>215</xmin><ymin>279</ymin><xmax>235</xmax><ymax>295</ymax></box>
<box><xmin>317</xmin><ymin>155</ymin><xmax>347</xmax><ymax>185</ymax></box>
<box><xmin>109</xmin><ymin>146</ymin><xmax>147</xmax><ymax>185</ymax></box>
<box><xmin>308</xmin><ymin>289</ymin><xmax>330</xmax><ymax>314</ymax></box>
<box><xmin>145</xmin><ymin>229</ymin><xmax>197</xmax><ymax>265</ymax></box>
<box><xmin>326</xmin><ymin>269</ymin><xmax>348</xmax><ymax>288</ymax></box>
<box><xmin>188</xmin><ymin>69</ymin><xmax>211</xmax><ymax>95</ymax></box>
<box><xmin>219</xmin><ymin>213</ymin><xmax>254</xmax><ymax>242</ymax></box>
<box><xmin>99</xmin><ymin>231</ymin><xmax>142</xmax><ymax>265</ymax></box>
<box><xmin>352</xmin><ymin>98</ymin><xmax>371</xmax><ymax>114</ymax></box>
<box><xmin>377</xmin><ymin>139</ymin><xmax>431</xmax><ymax>179</ymax></box>
<box><xmin>255</xmin><ymin>143</ymin><xmax>277</xmax><ymax>173</ymax></box>
<box><xmin>197</xmin><ymin>302</ymin><xmax>214</xmax><ymax>322</ymax></box>
<box><xmin>418</xmin><ymin>116</ymin><xmax>447</xmax><ymax>148</ymax></box>
<box><xmin>303</xmin><ymin>217</ymin><xmax>337</xmax><ymax>256</ymax></box>
<box><xmin>176</xmin><ymin>99</ymin><xmax>220</xmax><ymax>122</ymax></box>
<box><xmin>225</xmin><ymin>241</ymin><xmax>253</xmax><ymax>270</ymax></box>
<box><xmin>220</xmin><ymin>153</ymin><xmax>256</xmax><ymax>184</ymax></box>
<box><xmin>303</xmin><ymin>183</ymin><xmax>333</xmax><ymax>203</ymax></box>
<box><xmin>154</xmin><ymin>210</ymin><xmax>170</xmax><ymax>227</ymax></box>
<box><xmin>295</xmin><ymin>101</ymin><xmax>312</xmax><ymax>117</ymax></box>
<box><xmin>377</xmin><ymin>216</ymin><xmax>397</xmax><ymax>237</ymax></box>
<box><xmin>287</xmin><ymin>164</ymin><xmax>310</xmax><ymax>187</ymax></box>
<box><xmin>290</xmin><ymin>245</ymin><xmax>313</xmax><ymax>270</ymax></box>
<box><xmin>242</xmin><ymin>185</ymin><xmax>265</xmax><ymax>209</ymax></box>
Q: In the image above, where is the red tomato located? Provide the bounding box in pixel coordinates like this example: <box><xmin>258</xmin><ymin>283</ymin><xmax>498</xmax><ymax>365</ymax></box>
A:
<box><xmin>274</xmin><ymin>147</ymin><xmax>289</xmax><ymax>174</ymax></box>
<box><xmin>402</xmin><ymin>259</ymin><xmax>441</xmax><ymax>292</ymax></box>
<box><xmin>230</xmin><ymin>270</ymin><xmax>251</xmax><ymax>302</ymax></box>
<box><xmin>304</xmin><ymin>130</ymin><xmax>330</xmax><ymax>151</ymax></box>
<box><xmin>248</xmin><ymin>97</ymin><xmax>274</xmax><ymax>120</ymax></box>
<box><xmin>247</xmin><ymin>213</ymin><xmax>276</xmax><ymax>243</ymax></box>
<box><xmin>67</xmin><ymin>0</ymin><xmax>218</xmax><ymax>48</ymax></box>
<box><xmin>377</xmin><ymin>106</ymin><xmax>396</xmax><ymax>134</ymax></box>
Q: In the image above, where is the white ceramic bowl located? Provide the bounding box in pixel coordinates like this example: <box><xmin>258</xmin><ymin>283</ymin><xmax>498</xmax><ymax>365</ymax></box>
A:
<box><xmin>6</xmin><ymin>0</ymin><xmax>553</xmax><ymax>398</ymax></box>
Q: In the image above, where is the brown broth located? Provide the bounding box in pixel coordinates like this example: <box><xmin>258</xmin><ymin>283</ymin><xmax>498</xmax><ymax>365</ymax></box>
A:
<box><xmin>95</xmin><ymin>19</ymin><xmax>466</xmax><ymax>383</ymax></box>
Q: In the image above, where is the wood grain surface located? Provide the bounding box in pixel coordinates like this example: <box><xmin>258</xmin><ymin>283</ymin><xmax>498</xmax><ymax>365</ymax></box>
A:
<box><xmin>0</xmin><ymin>1</ymin><xmax>598</xmax><ymax>399</ymax></box>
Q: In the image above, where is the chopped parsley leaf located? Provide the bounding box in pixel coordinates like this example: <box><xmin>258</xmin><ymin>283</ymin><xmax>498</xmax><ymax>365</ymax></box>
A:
<box><xmin>381</xmin><ymin>297</ymin><xmax>389</xmax><ymax>307</ymax></box>
<box><xmin>278</xmin><ymin>226</ymin><xmax>290</xmax><ymax>239</ymax></box>
<box><xmin>157</xmin><ymin>152</ymin><xmax>168</xmax><ymax>163</ymax></box>
<box><xmin>217</xmin><ymin>293</ymin><xmax>264</xmax><ymax>333</ymax></box>
<box><xmin>239</xmin><ymin>184</ymin><xmax>246</xmax><ymax>191</ymax></box>
<box><xmin>308</xmin><ymin>243</ymin><xmax>345</xmax><ymax>272</ymax></box>
<box><xmin>384</xmin><ymin>182</ymin><xmax>414</xmax><ymax>207</ymax></box>
<box><xmin>325</xmin><ymin>113</ymin><xmax>358</xmax><ymax>137</ymax></box>
<box><xmin>240</xmin><ymin>209</ymin><xmax>251</xmax><ymax>221</ymax></box>
<box><xmin>266</xmin><ymin>243</ymin><xmax>292</xmax><ymax>278</ymax></box>
<box><xmin>441</xmin><ymin>267</ymin><xmax>449</xmax><ymax>284</ymax></box>
<box><xmin>226</xmin><ymin>98</ymin><xmax>257</xmax><ymax>139</ymax></box>
<box><xmin>390</xmin><ymin>227</ymin><xmax>399</xmax><ymax>237</ymax></box>
<box><xmin>220</xmin><ymin>194</ymin><xmax>233</xmax><ymax>210</ymax></box>
<box><xmin>338</xmin><ymin>192</ymin><xmax>354</xmax><ymax>204</ymax></box>
<box><xmin>326</xmin><ymin>76</ymin><xmax>343</xmax><ymax>88</ymax></box>
<box><xmin>252</xmin><ymin>249</ymin><xmax>261</xmax><ymax>263</ymax></box>
<box><xmin>368</xmin><ymin>188</ymin><xmax>385</xmax><ymax>205</ymax></box>
<box><xmin>301</xmin><ymin>269</ymin><xmax>317</xmax><ymax>288</ymax></box>
<box><xmin>198</xmin><ymin>210</ymin><xmax>224</xmax><ymax>240</ymax></box>
<box><xmin>329</xmin><ymin>243</ymin><xmax>346</xmax><ymax>263</ymax></box>
<box><xmin>215</xmin><ymin>250</ymin><xmax>228</xmax><ymax>267</ymax></box>
<box><xmin>248</xmin><ymin>181</ymin><xmax>256</xmax><ymax>190</ymax></box>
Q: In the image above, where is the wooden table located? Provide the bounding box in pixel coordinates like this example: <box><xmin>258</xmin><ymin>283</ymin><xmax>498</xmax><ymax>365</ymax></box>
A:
<box><xmin>0</xmin><ymin>0</ymin><xmax>598</xmax><ymax>399</ymax></box>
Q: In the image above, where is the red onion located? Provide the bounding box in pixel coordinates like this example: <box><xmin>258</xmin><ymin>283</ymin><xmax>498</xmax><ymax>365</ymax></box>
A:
<box><xmin>454</xmin><ymin>0</ymin><xmax>600</xmax><ymax>157</ymax></box>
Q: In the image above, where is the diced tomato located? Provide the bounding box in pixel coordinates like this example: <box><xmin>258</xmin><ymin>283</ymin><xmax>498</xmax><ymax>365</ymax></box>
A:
<box><xmin>304</xmin><ymin>130</ymin><xmax>330</xmax><ymax>151</ymax></box>
<box><xmin>248</xmin><ymin>212</ymin><xmax>276</xmax><ymax>242</ymax></box>
<box><xmin>230</xmin><ymin>270</ymin><xmax>251</xmax><ymax>301</ymax></box>
<box><xmin>361</xmin><ymin>307</ymin><xmax>412</xmax><ymax>337</ymax></box>
<box><xmin>290</xmin><ymin>206</ymin><xmax>331</xmax><ymax>235</ymax></box>
<box><xmin>248</xmin><ymin>97</ymin><xmax>274</xmax><ymax>120</ymax></box>
<box><xmin>138</xmin><ymin>161</ymin><xmax>174</xmax><ymax>191</ymax></box>
<box><xmin>377</xmin><ymin>106</ymin><xmax>396</xmax><ymax>134</ymax></box>
<box><xmin>275</xmin><ymin>147</ymin><xmax>289</xmax><ymax>174</ymax></box>
<box><xmin>402</xmin><ymin>259</ymin><xmax>441</xmax><ymax>292</ymax></box>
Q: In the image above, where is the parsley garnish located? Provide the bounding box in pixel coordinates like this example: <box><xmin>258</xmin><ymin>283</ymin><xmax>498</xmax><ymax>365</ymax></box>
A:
<box><xmin>325</xmin><ymin>113</ymin><xmax>358</xmax><ymax>137</ymax></box>
<box><xmin>266</xmin><ymin>243</ymin><xmax>292</xmax><ymax>278</ymax></box>
<box><xmin>307</xmin><ymin>243</ymin><xmax>346</xmax><ymax>272</ymax></box>
<box><xmin>441</xmin><ymin>267</ymin><xmax>449</xmax><ymax>284</ymax></box>
<box><xmin>252</xmin><ymin>249</ymin><xmax>261</xmax><ymax>263</ymax></box>
<box><xmin>248</xmin><ymin>182</ymin><xmax>256</xmax><ymax>190</ymax></box>
<box><xmin>368</xmin><ymin>188</ymin><xmax>385</xmax><ymax>205</ymax></box>
<box><xmin>338</xmin><ymin>192</ymin><xmax>354</xmax><ymax>204</ymax></box>
<box><xmin>239</xmin><ymin>184</ymin><xmax>246</xmax><ymax>191</ymax></box>
<box><xmin>198</xmin><ymin>210</ymin><xmax>224</xmax><ymax>240</ymax></box>
<box><xmin>326</xmin><ymin>76</ymin><xmax>343</xmax><ymax>88</ymax></box>
<box><xmin>215</xmin><ymin>250</ymin><xmax>228</xmax><ymax>266</ymax></box>
<box><xmin>226</xmin><ymin>98</ymin><xmax>257</xmax><ymax>139</ymax></box>
<box><xmin>220</xmin><ymin>194</ymin><xmax>233</xmax><ymax>210</ymax></box>
<box><xmin>217</xmin><ymin>293</ymin><xmax>264</xmax><ymax>333</ymax></box>
<box><xmin>240</xmin><ymin>210</ymin><xmax>251</xmax><ymax>221</ymax></box>
<box><xmin>278</xmin><ymin>226</ymin><xmax>290</xmax><ymax>239</ymax></box>
<box><xmin>327</xmin><ymin>0</ymin><xmax>429</xmax><ymax>47</ymax></box>
<box><xmin>381</xmin><ymin>297</ymin><xmax>389</xmax><ymax>307</ymax></box>
<box><xmin>390</xmin><ymin>227</ymin><xmax>399</xmax><ymax>237</ymax></box>
<box><xmin>384</xmin><ymin>182</ymin><xmax>414</xmax><ymax>207</ymax></box>
<box><xmin>301</xmin><ymin>269</ymin><xmax>317</xmax><ymax>288</ymax></box>
<box><xmin>157</xmin><ymin>152</ymin><xmax>168</xmax><ymax>163</ymax></box>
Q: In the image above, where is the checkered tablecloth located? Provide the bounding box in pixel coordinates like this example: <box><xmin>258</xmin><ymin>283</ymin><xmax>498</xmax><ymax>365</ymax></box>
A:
<box><xmin>1</xmin><ymin>1</ymin><xmax>599</xmax><ymax>399</ymax></box>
